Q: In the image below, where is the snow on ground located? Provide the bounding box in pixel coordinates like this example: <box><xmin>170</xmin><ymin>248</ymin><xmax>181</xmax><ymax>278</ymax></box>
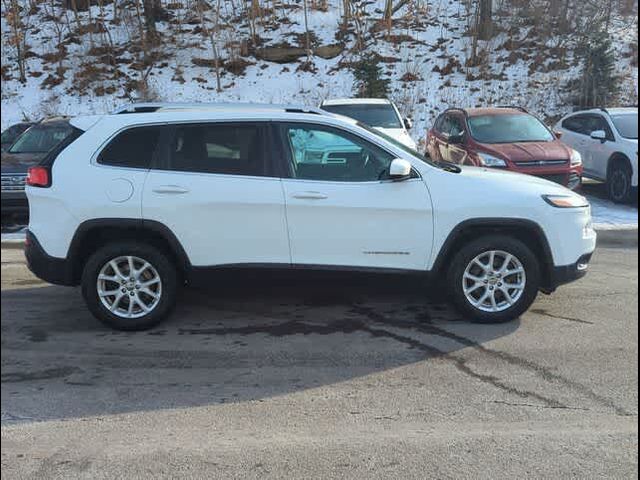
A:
<box><xmin>590</xmin><ymin>196</ymin><xmax>638</xmax><ymax>230</ymax></box>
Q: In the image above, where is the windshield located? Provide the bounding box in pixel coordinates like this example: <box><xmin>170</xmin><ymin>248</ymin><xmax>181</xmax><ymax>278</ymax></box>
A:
<box><xmin>2</xmin><ymin>124</ymin><xmax>29</xmax><ymax>144</ymax></box>
<box><xmin>611</xmin><ymin>114</ymin><xmax>638</xmax><ymax>140</ymax></box>
<box><xmin>468</xmin><ymin>114</ymin><xmax>555</xmax><ymax>144</ymax></box>
<box><xmin>322</xmin><ymin>104</ymin><xmax>403</xmax><ymax>129</ymax></box>
<box><xmin>9</xmin><ymin>123</ymin><xmax>74</xmax><ymax>154</ymax></box>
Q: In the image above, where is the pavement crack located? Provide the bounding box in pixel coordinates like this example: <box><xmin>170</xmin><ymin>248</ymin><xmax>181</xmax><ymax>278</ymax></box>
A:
<box><xmin>489</xmin><ymin>400</ymin><xmax>591</xmax><ymax>411</ymax></box>
<box><xmin>530</xmin><ymin>309</ymin><xmax>595</xmax><ymax>325</ymax></box>
<box><xmin>358</xmin><ymin>323</ymin><xmax>566</xmax><ymax>409</ymax></box>
<box><xmin>352</xmin><ymin>305</ymin><xmax>632</xmax><ymax>417</ymax></box>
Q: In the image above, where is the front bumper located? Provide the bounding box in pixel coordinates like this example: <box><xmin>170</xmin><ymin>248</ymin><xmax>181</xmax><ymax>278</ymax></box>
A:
<box><xmin>543</xmin><ymin>253</ymin><xmax>593</xmax><ymax>293</ymax></box>
<box><xmin>24</xmin><ymin>230</ymin><xmax>75</xmax><ymax>286</ymax></box>
<box><xmin>510</xmin><ymin>166</ymin><xmax>583</xmax><ymax>191</ymax></box>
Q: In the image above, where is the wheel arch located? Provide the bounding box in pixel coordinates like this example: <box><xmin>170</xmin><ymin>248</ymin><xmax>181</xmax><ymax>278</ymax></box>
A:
<box><xmin>431</xmin><ymin>218</ymin><xmax>555</xmax><ymax>289</ymax></box>
<box><xmin>67</xmin><ymin>218</ymin><xmax>191</xmax><ymax>285</ymax></box>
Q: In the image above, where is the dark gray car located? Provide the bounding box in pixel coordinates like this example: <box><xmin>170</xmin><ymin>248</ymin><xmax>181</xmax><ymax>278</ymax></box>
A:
<box><xmin>1</xmin><ymin>122</ymin><xmax>34</xmax><ymax>152</ymax></box>
<box><xmin>1</xmin><ymin>118</ymin><xmax>76</xmax><ymax>217</ymax></box>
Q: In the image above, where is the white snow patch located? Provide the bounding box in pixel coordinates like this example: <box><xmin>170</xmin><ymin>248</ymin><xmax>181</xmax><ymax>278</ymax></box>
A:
<box><xmin>589</xmin><ymin>195</ymin><xmax>638</xmax><ymax>230</ymax></box>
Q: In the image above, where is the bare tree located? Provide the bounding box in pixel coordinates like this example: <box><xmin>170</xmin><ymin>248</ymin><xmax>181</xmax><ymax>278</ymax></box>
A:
<box><xmin>197</xmin><ymin>0</ymin><xmax>222</xmax><ymax>92</ymax></box>
<box><xmin>2</xmin><ymin>0</ymin><xmax>29</xmax><ymax>83</ymax></box>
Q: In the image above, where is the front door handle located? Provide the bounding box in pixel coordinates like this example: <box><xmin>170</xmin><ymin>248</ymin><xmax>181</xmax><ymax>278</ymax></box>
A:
<box><xmin>152</xmin><ymin>185</ymin><xmax>190</xmax><ymax>195</ymax></box>
<box><xmin>291</xmin><ymin>191</ymin><xmax>328</xmax><ymax>200</ymax></box>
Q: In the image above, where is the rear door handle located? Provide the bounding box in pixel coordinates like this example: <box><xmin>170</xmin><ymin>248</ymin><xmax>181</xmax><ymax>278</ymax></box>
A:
<box><xmin>152</xmin><ymin>185</ymin><xmax>190</xmax><ymax>195</ymax></box>
<box><xmin>291</xmin><ymin>191</ymin><xmax>328</xmax><ymax>200</ymax></box>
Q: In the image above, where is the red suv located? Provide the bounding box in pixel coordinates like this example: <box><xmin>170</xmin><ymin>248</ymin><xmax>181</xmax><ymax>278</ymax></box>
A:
<box><xmin>427</xmin><ymin>107</ymin><xmax>583</xmax><ymax>190</ymax></box>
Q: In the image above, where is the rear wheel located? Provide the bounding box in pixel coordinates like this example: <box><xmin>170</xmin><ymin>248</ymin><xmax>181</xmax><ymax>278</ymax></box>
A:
<box><xmin>81</xmin><ymin>242</ymin><xmax>178</xmax><ymax>330</ymax></box>
<box><xmin>607</xmin><ymin>160</ymin><xmax>634</xmax><ymax>204</ymax></box>
<box><xmin>447</xmin><ymin>235</ymin><xmax>541</xmax><ymax>323</ymax></box>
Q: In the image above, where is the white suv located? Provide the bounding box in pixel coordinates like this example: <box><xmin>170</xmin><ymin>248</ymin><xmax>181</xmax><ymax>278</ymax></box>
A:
<box><xmin>319</xmin><ymin>99</ymin><xmax>417</xmax><ymax>150</ymax></box>
<box><xmin>556</xmin><ymin>108</ymin><xmax>638</xmax><ymax>203</ymax></box>
<box><xmin>25</xmin><ymin>103</ymin><xmax>596</xmax><ymax>330</ymax></box>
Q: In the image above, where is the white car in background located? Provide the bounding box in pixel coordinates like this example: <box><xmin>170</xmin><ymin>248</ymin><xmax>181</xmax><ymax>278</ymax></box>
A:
<box><xmin>319</xmin><ymin>98</ymin><xmax>418</xmax><ymax>150</ymax></box>
<box><xmin>556</xmin><ymin>108</ymin><xmax>638</xmax><ymax>203</ymax></box>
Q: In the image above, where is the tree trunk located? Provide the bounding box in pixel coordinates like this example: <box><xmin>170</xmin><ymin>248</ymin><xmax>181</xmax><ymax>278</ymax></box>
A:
<box><xmin>478</xmin><ymin>0</ymin><xmax>492</xmax><ymax>41</ymax></box>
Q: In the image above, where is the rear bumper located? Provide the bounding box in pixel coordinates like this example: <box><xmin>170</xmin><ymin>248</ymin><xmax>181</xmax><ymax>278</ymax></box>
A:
<box><xmin>24</xmin><ymin>230</ymin><xmax>75</xmax><ymax>286</ymax></box>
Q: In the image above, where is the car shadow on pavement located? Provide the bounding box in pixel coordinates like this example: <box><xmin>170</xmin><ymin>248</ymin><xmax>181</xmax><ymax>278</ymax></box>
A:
<box><xmin>1</xmin><ymin>271</ymin><xmax>520</xmax><ymax>423</ymax></box>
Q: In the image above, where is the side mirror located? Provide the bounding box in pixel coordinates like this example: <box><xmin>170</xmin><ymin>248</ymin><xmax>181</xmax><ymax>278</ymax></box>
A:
<box><xmin>389</xmin><ymin>158</ymin><xmax>412</xmax><ymax>180</ymax></box>
<box><xmin>404</xmin><ymin>118</ymin><xmax>413</xmax><ymax>130</ymax></box>
<box><xmin>590</xmin><ymin>130</ymin><xmax>607</xmax><ymax>142</ymax></box>
<box><xmin>553</xmin><ymin>130</ymin><xmax>564</xmax><ymax>139</ymax></box>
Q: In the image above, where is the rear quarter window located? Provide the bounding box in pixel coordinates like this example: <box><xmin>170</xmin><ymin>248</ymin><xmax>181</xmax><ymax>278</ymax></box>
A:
<box><xmin>98</xmin><ymin>126</ymin><xmax>163</xmax><ymax>169</ymax></box>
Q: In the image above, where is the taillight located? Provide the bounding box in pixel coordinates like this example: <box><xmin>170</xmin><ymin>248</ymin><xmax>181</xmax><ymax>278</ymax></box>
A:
<box><xmin>26</xmin><ymin>166</ymin><xmax>50</xmax><ymax>187</ymax></box>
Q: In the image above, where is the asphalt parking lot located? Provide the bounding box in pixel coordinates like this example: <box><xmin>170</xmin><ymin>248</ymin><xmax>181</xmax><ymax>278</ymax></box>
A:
<box><xmin>1</xmin><ymin>241</ymin><xmax>637</xmax><ymax>479</ymax></box>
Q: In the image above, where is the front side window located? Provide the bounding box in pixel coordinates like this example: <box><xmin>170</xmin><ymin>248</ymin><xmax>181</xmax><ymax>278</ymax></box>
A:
<box><xmin>448</xmin><ymin>115</ymin><xmax>466</xmax><ymax>137</ymax></box>
<box><xmin>98</xmin><ymin>126</ymin><xmax>163</xmax><ymax>168</ymax></box>
<box><xmin>468</xmin><ymin>113</ymin><xmax>555</xmax><ymax>144</ymax></box>
<box><xmin>9</xmin><ymin>123</ymin><xmax>75</xmax><ymax>154</ymax></box>
<box><xmin>562</xmin><ymin>115</ymin><xmax>590</xmax><ymax>134</ymax></box>
<box><xmin>611</xmin><ymin>113</ymin><xmax>638</xmax><ymax>139</ymax></box>
<box><xmin>281</xmin><ymin>124</ymin><xmax>395</xmax><ymax>182</ymax></box>
<box><xmin>320</xmin><ymin>104</ymin><xmax>403</xmax><ymax>129</ymax></box>
<box><xmin>167</xmin><ymin>124</ymin><xmax>266</xmax><ymax>176</ymax></box>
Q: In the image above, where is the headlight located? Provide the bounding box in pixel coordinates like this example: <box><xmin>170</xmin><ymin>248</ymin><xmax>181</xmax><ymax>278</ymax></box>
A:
<box><xmin>570</xmin><ymin>149</ymin><xmax>583</xmax><ymax>166</ymax></box>
<box><xmin>478</xmin><ymin>153</ymin><xmax>507</xmax><ymax>168</ymax></box>
<box><xmin>543</xmin><ymin>194</ymin><xmax>590</xmax><ymax>208</ymax></box>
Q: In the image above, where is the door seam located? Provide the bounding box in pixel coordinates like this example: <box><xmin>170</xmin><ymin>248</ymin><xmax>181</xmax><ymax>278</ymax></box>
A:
<box><xmin>280</xmin><ymin>179</ymin><xmax>294</xmax><ymax>265</ymax></box>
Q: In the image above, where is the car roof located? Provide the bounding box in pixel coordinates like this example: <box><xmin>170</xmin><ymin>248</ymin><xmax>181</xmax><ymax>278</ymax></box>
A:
<box><xmin>566</xmin><ymin>107</ymin><xmax>638</xmax><ymax>117</ymax></box>
<box><xmin>462</xmin><ymin>108</ymin><xmax>527</xmax><ymax>117</ymax></box>
<box><xmin>37</xmin><ymin>116</ymin><xmax>72</xmax><ymax>126</ymax></box>
<box><xmin>321</xmin><ymin>98</ymin><xmax>393</xmax><ymax>106</ymax></box>
<box><xmin>603</xmin><ymin>107</ymin><xmax>637</xmax><ymax>116</ymax></box>
<box><xmin>73</xmin><ymin>105</ymin><xmax>364</xmax><ymax>133</ymax></box>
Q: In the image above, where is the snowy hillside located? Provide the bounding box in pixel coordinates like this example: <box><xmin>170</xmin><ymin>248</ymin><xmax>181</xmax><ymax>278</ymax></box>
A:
<box><xmin>1</xmin><ymin>0</ymin><xmax>638</xmax><ymax>142</ymax></box>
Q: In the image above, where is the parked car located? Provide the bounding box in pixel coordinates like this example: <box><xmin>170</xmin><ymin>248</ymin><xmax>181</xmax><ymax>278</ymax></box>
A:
<box><xmin>1</xmin><ymin>122</ymin><xmax>34</xmax><ymax>152</ymax></box>
<box><xmin>555</xmin><ymin>108</ymin><xmax>638</xmax><ymax>203</ymax></box>
<box><xmin>1</xmin><ymin>117</ymin><xmax>78</xmax><ymax>217</ymax></box>
<box><xmin>319</xmin><ymin>98</ymin><xmax>417</xmax><ymax>150</ymax></box>
<box><xmin>25</xmin><ymin>103</ymin><xmax>596</xmax><ymax>331</ymax></box>
<box><xmin>427</xmin><ymin>107</ymin><xmax>583</xmax><ymax>190</ymax></box>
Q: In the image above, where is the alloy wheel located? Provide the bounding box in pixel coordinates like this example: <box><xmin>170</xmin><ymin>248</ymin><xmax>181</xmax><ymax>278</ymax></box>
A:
<box><xmin>97</xmin><ymin>256</ymin><xmax>162</xmax><ymax>319</ymax></box>
<box><xmin>462</xmin><ymin>250</ymin><xmax>526</xmax><ymax>313</ymax></box>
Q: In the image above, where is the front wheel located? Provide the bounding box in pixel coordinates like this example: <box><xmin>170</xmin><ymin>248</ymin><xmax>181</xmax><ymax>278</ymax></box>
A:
<box><xmin>81</xmin><ymin>242</ymin><xmax>178</xmax><ymax>331</ymax></box>
<box><xmin>447</xmin><ymin>235</ymin><xmax>541</xmax><ymax>323</ymax></box>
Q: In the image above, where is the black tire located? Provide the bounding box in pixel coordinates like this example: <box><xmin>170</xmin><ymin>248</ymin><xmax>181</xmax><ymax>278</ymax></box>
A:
<box><xmin>447</xmin><ymin>235</ymin><xmax>541</xmax><ymax>324</ymax></box>
<box><xmin>607</xmin><ymin>160</ymin><xmax>634</xmax><ymax>204</ymax></box>
<box><xmin>81</xmin><ymin>242</ymin><xmax>178</xmax><ymax>331</ymax></box>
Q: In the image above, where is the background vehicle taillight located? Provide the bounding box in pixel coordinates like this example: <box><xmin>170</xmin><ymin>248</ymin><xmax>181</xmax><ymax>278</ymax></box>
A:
<box><xmin>26</xmin><ymin>166</ymin><xmax>51</xmax><ymax>187</ymax></box>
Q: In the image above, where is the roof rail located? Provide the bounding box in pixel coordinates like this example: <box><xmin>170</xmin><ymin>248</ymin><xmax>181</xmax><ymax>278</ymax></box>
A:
<box><xmin>111</xmin><ymin>102</ymin><xmax>327</xmax><ymax>115</ymax></box>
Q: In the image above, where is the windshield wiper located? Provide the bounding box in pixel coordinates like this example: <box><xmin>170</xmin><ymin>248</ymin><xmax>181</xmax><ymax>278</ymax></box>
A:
<box><xmin>435</xmin><ymin>159</ymin><xmax>462</xmax><ymax>173</ymax></box>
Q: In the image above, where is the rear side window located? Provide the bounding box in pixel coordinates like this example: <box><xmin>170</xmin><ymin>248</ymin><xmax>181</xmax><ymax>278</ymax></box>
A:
<box><xmin>167</xmin><ymin>123</ymin><xmax>267</xmax><ymax>176</ymax></box>
<box><xmin>562</xmin><ymin>115</ymin><xmax>589</xmax><ymax>134</ymax></box>
<box><xmin>98</xmin><ymin>127</ymin><xmax>162</xmax><ymax>168</ymax></box>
